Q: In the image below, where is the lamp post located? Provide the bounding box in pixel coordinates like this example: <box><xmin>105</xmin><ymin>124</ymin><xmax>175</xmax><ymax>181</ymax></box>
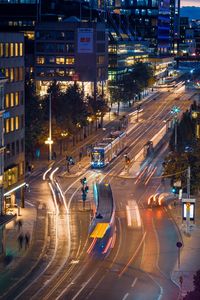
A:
<box><xmin>171</xmin><ymin>106</ymin><xmax>181</xmax><ymax>152</ymax></box>
<box><xmin>45</xmin><ymin>93</ymin><xmax>53</xmax><ymax>160</ymax></box>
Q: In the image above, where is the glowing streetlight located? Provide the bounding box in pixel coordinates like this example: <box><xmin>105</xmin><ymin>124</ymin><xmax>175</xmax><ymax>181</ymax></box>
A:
<box><xmin>44</xmin><ymin>93</ymin><xmax>53</xmax><ymax>160</ymax></box>
<box><xmin>171</xmin><ymin>106</ymin><xmax>181</xmax><ymax>151</ymax></box>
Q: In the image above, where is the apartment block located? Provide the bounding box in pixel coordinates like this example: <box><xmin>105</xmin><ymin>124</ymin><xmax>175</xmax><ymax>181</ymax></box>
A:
<box><xmin>0</xmin><ymin>32</ymin><xmax>25</xmax><ymax>211</ymax></box>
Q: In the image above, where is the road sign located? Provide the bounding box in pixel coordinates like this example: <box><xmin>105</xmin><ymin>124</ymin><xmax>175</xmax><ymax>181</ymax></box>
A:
<box><xmin>179</xmin><ymin>189</ymin><xmax>182</xmax><ymax>200</ymax></box>
<box><xmin>174</xmin><ymin>180</ymin><xmax>181</xmax><ymax>187</ymax></box>
<box><xmin>182</xmin><ymin>198</ymin><xmax>196</xmax><ymax>203</ymax></box>
<box><xmin>176</xmin><ymin>241</ymin><xmax>182</xmax><ymax>248</ymax></box>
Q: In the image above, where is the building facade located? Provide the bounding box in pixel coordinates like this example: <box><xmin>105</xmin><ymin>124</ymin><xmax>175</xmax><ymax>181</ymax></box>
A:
<box><xmin>0</xmin><ymin>33</ymin><xmax>25</xmax><ymax>212</ymax></box>
<box><xmin>35</xmin><ymin>20</ymin><xmax>108</xmax><ymax>94</ymax></box>
<box><xmin>0</xmin><ymin>72</ymin><xmax>6</xmax><ymax>215</ymax></box>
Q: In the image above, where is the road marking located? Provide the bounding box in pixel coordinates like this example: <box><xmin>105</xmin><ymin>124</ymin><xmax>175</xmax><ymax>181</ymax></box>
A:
<box><xmin>70</xmin><ymin>270</ymin><xmax>98</xmax><ymax>300</ymax></box>
<box><xmin>26</xmin><ymin>201</ymin><xmax>35</xmax><ymax>207</ymax></box>
<box><xmin>118</xmin><ymin>232</ymin><xmax>146</xmax><ymax>278</ymax></box>
<box><xmin>131</xmin><ymin>277</ymin><xmax>138</xmax><ymax>288</ymax></box>
<box><xmin>122</xmin><ymin>293</ymin><xmax>129</xmax><ymax>300</ymax></box>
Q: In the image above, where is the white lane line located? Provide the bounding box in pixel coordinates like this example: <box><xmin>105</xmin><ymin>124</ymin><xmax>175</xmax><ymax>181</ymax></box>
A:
<box><xmin>70</xmin><ymin>270</ymin><xmax>98</xmax><ymax>300</ymax></box>
<box><xmin>26</xmin><ymin>201</ymin><xmax>35</xmax><ymax>207</ymax></box>
<box><xmin>122</xmin><ymin>293</ymin><xmax>129</xmax><ymax>300</ymax></box>
<box><xmin>131</xmin><ymin>277</ymin><xmax>138</xmax><ymax>288</ymax></box>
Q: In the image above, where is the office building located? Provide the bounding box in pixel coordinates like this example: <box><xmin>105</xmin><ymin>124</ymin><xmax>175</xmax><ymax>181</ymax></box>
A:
<box><xmin>0</xmin><ymin>72</ymin><xmax>6</xmax><ymax>215</ymax></box>
<box><xmin>35</xmin><ymin>20</ymin><xmax>108</xmax><ymax>94</ymax></box>
<box><xmin>0</xmin><ymin>32</ymin><xmax>25</xmax><ymax>212</ymax></box>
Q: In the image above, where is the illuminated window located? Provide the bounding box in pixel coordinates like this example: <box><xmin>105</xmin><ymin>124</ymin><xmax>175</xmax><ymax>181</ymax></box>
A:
<box><xmin>66</xmin><ymin>57</ymin><xmax>74</xmax><ymax>64</ymax></box>
<box><xmin>19</xmin><ymin>67</ymin><xmax>23</xmax><ymax>81</ymax></box>
<box><xmin>0</xmin><ymin>43</ymin><xmax>4</xmax><ymax>57</ymax></box>
<box><xmin>5</xmin><ymin>68</ymin><xmax>9</xmax><ymax>79</ymax></box>
<box><xmin>36</xmin><ymin>56</ymin><xmax>45</xmax><ymax>64</ymax></box>
<box><xmin>15</xmin><ymin>116</ymin><xmax>19</xmax><ymax>130</ymax></box>
<box><xmin>5</xmin><ymin>94</ymin><xmax>9</xmax><ymax>108</ymax></box>
<box><xmin>10</xmin><ymin>68</ymin><xmax>14</xmax><ymax>82</ymax></box>
<box><xmin>19</xmin><ymin>161</ymin><xmax>24</xmax><ymax>176</ymax></box>
<box><xmin>15</xmin><ymin>92</ymin><xmax>19</xmax><ymax>105</ymax></box>
<box><xmin>10</xmin><ymin>93</ymin><xmax>14</xmax><ymax>107</ymax></box>
<box><xmin>5</xmin><ymin>119</ymin><xmax>10</xmax><ymax>133</ymax></box>
<box><xmin>56</xmin><ymin>57</ymin><xmax>65</xmax><ymax>64</ymax></box>
<box><xmin>5</xmin><ymin>43</ymin><xmax>9</xmax><ymax>57</ymax></box>
<box><xmin>97</xmin><ymin>55</ymin><xmax>105</xmax><ymax>64</ymax></box>
<box><xmin>19</xmin><ymin>43</ymin><xmax>23</xmax><ymax>56</ymax></box>
<box><xmin>10</xmin><ymin>117</ymin><xmax>14</xmax><ymax>131</ymax></box>
<box><xmin>15</xmin><ymin>43</ymin><xmax>18</xmax><ymax>56</ymax></box>
<box><xmin>15</xmin><ymin>67</ymin><xmax>19</xmax><ymax>81</ymax></box>
<box><xmin>10</xmin><ymin>43</ymin><xmax>14</xmax><ymax>56</ymax></box>
<box><xmin>56</xmin><ymin>69</ymin><xmax>65</xmax><ymax>76</ymax></box>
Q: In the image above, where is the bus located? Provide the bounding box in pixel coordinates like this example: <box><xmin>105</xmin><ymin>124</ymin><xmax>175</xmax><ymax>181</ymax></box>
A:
<box><xmin>91</xmin><ymin>131</ymin><xmax>126</xmax><ymax>168</ymax></box>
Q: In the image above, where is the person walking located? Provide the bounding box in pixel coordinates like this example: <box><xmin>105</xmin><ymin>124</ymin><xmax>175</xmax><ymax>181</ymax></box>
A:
<box><xmin>25</xmin><ymin>232</ymin><xmax>30</xmax><ymax>250</ymax></box>
<box><xmin>17</xmin><ymin>233</ymin><xmax>24</xmax><ymax>250</ymax></box>
<box><xmin>17</xmin><ymin>219</ymin><xmax>23</xmax><ymax>232</ymax></box>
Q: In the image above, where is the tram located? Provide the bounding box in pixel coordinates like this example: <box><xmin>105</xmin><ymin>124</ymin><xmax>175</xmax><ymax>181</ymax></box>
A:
<box><xmin>91</xmin><ymin>131</ymin><xmax>126</xmax><ymax>168</ymax></box>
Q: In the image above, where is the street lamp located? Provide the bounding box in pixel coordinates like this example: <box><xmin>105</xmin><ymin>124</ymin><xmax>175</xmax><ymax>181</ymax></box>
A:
<box><xmin>170</xmin><ymin>106</ymin><xmax>181</xmax><ymax>151</ymax></box>
<box><xmin>45</xmin><ymin>93</ymin><xmax>53</xmax><ymax>160</ymax></box>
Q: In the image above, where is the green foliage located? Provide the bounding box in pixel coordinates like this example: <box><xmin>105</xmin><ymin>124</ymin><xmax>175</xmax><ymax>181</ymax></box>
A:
<box><xmin>164</xmin><ymin>103</ymin><xmax>200</xmax><ymax>193</ymax></box>
<box><xmin>169</xmin><ymin>111</ymin><xmax>195</xmax><ymax>152</ymax></box>
<box><xmin>163</xmin><ymin>152</ymin><xmax>189</xmax><ymax>186</ymax></box>
<box><xmin>108</xmin><ymin>62</ymin><xmax>155</xmax><ymax>109</ymax></box>
<box><xmin>87</xmin><ymin>94</ymin><xmax>109</xmax><ymax>126</ymax></box>
<box><xmin>184</xmin><ymin>270</ymin><xmax>200</xmax><ymax>299</ymax></box>
<box><xmin>25</xmin><ymin>81</ymin><xmax>46</xmax><ymax>157</ymax></box>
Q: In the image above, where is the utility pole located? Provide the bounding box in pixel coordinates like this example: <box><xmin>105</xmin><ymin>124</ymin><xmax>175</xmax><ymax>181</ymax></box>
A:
<box><xmin>174</xmin><ymin>116</ymin><xmax>178</xmax><ymax>151</ymax></box>
<box><xmin>186</xmin><ymin>166</ymin><xmax>191</xmax><ymax>234</ymax></box>
<box><xmin>187</xmin><ymin>166</ymin><xmax>191</xmax><ymax>199</ymax></box>
<box><xmin>49</xmin><ymin>93</ymin><xmax>52</xmax><ymax>161</ymax></box>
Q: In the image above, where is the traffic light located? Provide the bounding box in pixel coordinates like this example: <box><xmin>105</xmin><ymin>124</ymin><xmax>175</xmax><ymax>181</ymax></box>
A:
<box><xmin>82</xmin><ymin>192</ymin><xmax>87</xmax><ymax>201</ymax></box>
<box><xmin>83</xmin><ymin>177</ymin><xmax>87</xmax><ymax>185</ymax></box>
<box><xmin>172</xmin><ymin>186</ymin><xmax>178</xmax><ymax>194</ymax></box>
<box><xmin>85</xmin><ymin>185</ymin><xmax>89</xmax><ymax>193</ymax></box>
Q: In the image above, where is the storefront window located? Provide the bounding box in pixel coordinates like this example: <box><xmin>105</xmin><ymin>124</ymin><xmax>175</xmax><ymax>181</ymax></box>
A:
<box><xmin>66</xmin><ymin>57</ymin><xmax>75</xmax><ymax>64</ymax></box>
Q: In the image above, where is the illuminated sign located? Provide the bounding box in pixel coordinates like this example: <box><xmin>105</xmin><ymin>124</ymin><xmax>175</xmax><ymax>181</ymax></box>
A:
<box><xmin>77</xmin><ymin>28</ymin><xmax>93</xmax><ymax>53</ymax></box>
<box><xmin>182</xmin><ymin>198</ymin><xmax>195</xmax><ymax>221</ymax></box>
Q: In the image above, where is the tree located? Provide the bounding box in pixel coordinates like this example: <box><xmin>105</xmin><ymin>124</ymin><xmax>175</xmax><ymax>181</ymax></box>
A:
<box><xmin>87</xmin><ymin>94</ymin><xmax>108</xmax><ymax>128</ymax></box>
<box><xmin>184</xmin><ymin>270</ymin><xmax>200</xmax><ymax>299</ymax></box>
<box><xmin>25</xmin><ymin>80</ymin><xmax>46</xmax><ymax>159</ymax></box>
<box><xmin>108</xmin><ymin>79</ymin><xmax>124</xmax><ymax>115</ymax></box>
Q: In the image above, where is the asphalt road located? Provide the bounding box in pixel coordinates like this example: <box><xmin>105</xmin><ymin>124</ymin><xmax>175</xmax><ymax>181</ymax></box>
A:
<box><xmin>1</xmin><ymin>85</ymin><xmax>195</xmax><ymax>300</ymax></box>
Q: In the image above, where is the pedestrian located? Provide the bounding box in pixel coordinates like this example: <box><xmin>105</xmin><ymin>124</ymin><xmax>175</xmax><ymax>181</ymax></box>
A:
<box><xmin>17</xmin><ymin>219</ymin><xmax>23</xmax><ymax>232</ymax></box>
<box><xmin>28</xmin><ymin>164</ymin><xmax>32</xmax><ymax>175</ymax></box>
<box><xmin>25</xmin><ymin>232</ymin><xmax>30</xmax><ymax>250</ymax></box>
<box><xmin>79</xmin><ymin>151</ymin><xmax>82</xmax><ymax>161</ymax></box>
<box><xmin>53</xmin><ymin>151</ymin><xmax>57</xmax><ymax>160</ymax></box>
<box><xmin>67</xmin><ymin>161</ymin><xmax>70</xmax><ymax>173</ymax></box>
<box><xmin>17</xmin><ymin>233</ymin><xmax>24</xmax><ymax>250</ymax></box>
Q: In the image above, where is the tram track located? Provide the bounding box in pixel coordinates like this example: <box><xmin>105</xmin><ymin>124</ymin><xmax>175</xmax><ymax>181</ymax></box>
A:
<box><xmin>3</xmin><ymin>88</ymin><xmax>194</xmax><ymax>300</ymax></box>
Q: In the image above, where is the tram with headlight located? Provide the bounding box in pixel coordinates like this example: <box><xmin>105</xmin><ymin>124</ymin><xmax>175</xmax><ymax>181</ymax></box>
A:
<box><xmin>91</xmin><ymin>131</ymin><xmax>126</xmax><ymax>168</ymax></box>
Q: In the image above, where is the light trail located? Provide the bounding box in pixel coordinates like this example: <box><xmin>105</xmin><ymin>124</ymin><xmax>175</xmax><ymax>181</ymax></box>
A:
<box><xmin>118</xmin><ymin>232</ymin><xmax>147</xmax><ymax>278</ymax></box>
<box><xmin>43</xmin><ymin>167</ymin><xmax>52</xmax><ymax>180</ymax></box>
<box><xmin>50</xmin><ymin>167</ymin><xmax>59</xmax><ymax>181</ymax></box>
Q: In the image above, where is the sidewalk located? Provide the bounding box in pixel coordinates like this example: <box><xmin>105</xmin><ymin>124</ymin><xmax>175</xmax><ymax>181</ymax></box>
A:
<box><xmin>169</xmin><ymin>197</ymin><xmax>200</xmax><ymax>298</ymax></box>
<box><xmin>0</xmin><ymin>206</ymin><xmax>36</xmax><ymax>272</ymax></box>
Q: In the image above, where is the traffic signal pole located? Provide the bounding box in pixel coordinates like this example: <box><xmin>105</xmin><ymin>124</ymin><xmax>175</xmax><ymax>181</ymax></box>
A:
<box><xmin>186</xmin><ymin>166</ymin><xmax>191</xmax><ymax>234</ymax></box>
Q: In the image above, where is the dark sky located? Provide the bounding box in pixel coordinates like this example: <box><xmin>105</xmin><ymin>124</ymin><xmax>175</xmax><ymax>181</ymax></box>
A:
<box><xmin>181</xmin><ymin>0</ymin><xmax>200</xmax><ymax>6</ymax></box>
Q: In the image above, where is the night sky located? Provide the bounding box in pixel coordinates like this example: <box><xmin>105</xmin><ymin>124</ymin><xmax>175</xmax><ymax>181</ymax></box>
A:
<box><xmin>181</xmin><ymin>0</ymin><xmax>200</xmax><ymax>6</ymax></box>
